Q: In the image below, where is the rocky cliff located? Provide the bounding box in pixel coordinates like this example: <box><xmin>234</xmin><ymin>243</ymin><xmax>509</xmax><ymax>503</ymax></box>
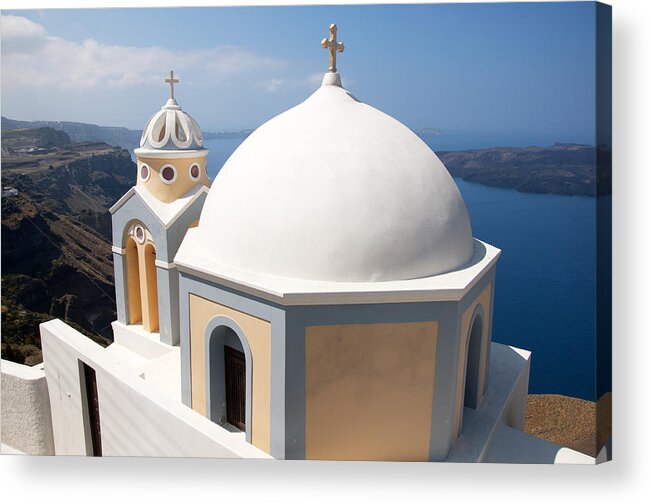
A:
<box><xmin>2</xmin><ymin>117</ymin><xmax>142</xmax><ymax>151</ymax></box>
<box><xmin>1</xmin><ymin>127</ymin><xmax>135</xmax><ymax>365</ymax></box>
<box><xmin>439</xmin><ymin>143</ymin><xmax>611</xmax><ymax>196</ymax></box>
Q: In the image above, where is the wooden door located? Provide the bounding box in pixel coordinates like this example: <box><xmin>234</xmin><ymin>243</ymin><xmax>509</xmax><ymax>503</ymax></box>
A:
<box><xmin>224</xmin><ymin>346</ymin><xmax>246</xmax><ymax>431</ymax></box>
<box><xmin>82</xmin><ymin>363</ymin><xmax>102</xmax><ymax>456</ymax></box>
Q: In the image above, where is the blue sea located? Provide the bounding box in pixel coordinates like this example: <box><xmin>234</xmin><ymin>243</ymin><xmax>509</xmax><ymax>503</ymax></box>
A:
<box><xmin>203</xmin><ymin>137</ymin><xmax>600</xmax><ymax>401</ymax></box>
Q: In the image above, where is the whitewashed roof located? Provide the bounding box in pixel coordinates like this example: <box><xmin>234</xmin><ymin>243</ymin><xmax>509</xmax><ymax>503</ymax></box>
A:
<box><xmin>186</xmin><ymin>72</ymin><xmax>474</xmax><ymax>283</ymax></box>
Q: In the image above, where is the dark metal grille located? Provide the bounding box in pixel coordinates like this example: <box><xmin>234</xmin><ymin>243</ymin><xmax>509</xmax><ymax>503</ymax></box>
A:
<box><xmin>224</xmin><ymin>346</ymin><xmax>246</xmax><ymax>431</ymax></box>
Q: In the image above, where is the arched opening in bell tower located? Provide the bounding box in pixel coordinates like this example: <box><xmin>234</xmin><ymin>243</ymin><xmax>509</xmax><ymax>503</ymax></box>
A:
<box><xmin>143</xmin><ymin>243</ymin><xmax>159</xmax><ymax>333</ymax></box>
<box><xmin>125</xmin><ymin>237</ymin><xmax>142</xmax><ymax>325</ymax></box>
<box><xmin>124</xmin><ymin>222</ymin><xmax>159</xmax><ymax>333</ymax></box>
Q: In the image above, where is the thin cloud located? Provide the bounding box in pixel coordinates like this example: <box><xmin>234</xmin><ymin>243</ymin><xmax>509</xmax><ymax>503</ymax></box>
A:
<box><xmin>0</xmin><ymin>15</ymin><xmax>285</xmax><ymax>91</ymax></box>
<box><xmin>254</xmin><ymin>72</ymin><xmax>329</xmax><ymax>93</ymax></box>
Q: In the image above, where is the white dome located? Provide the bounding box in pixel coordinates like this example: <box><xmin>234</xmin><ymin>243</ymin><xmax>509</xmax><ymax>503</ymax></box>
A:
<box><xmin>195</xmin><ymin>73</ymin><xmax>474</xmax><ymax>283</ymax></box>
<box><xmin>140</xmin><ymin>98</ymin><xmax>204</xmax><ymax>150</ymax></box>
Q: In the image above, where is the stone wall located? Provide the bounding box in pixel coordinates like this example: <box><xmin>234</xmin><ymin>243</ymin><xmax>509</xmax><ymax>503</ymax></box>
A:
<box><xmin>1</xmin><ymin>359</ymin><xmax>55</xmax><ymax>455</ymax></box>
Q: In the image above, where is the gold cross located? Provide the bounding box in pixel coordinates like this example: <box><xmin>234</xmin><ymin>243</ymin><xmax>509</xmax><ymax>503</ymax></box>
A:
<box><xmin>165</xmin><ymin>70</ymin><xmax>179</xmax><ymax>99</ymax></box>
<box><xmin>321</xmin><ymin>24</ymin><xmax>345</xmax><ymax>73</ymax></box>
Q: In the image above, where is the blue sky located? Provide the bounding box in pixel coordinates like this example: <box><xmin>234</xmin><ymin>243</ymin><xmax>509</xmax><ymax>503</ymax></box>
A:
<box><xmin>1</xmin><ymin>3</ymin><xmax>597</xmax><ymax>145</ymax></box>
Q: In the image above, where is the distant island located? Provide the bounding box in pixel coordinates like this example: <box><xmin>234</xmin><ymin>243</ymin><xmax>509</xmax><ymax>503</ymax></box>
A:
<box><xmin>438</xmin><ymin>143</ymin><xmax>611</xmax><ymax>197</ymax></box>
<box><xmin>412</xmin><ymin>127</ymin><xmax>445</xmax><ymax>138</ymax></box>
<box><xmin>205</xmin><ymin>129</ymin><xmax>255</xmax><ymax>140</ymax></box>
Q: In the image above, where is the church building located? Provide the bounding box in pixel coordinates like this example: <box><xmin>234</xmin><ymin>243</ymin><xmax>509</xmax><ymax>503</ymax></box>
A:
<box><xmin>2</xmin><ymin>25</ymin><xmax>595</xmax><ymax>463</ymax></box>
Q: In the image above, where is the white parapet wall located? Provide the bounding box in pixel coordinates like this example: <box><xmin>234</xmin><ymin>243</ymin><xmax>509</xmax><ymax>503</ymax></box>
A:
<box><xmin>39</xmin><ymin>319</ymin><xmax>271</xmax><ymax>459</ymax></box>
<box><xmin>1</xmin><ymin>359</ymin><xmax>55</xmax><ymax>455</ymax></box>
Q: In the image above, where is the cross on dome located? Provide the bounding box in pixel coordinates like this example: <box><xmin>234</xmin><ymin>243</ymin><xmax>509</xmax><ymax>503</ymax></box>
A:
<box><xmin>321</xmin><ymin>24</ymin><xmax>345</xmax><ymax>73</ymax></box>
<box><xmin>165</xmin><ymin>70</ymin><xmax>179</xmax><ymax>99</ymax></box>
<box><xmin>137</xmin><ymin>69</ymin><xmax>204</xmax><ymax>151</ymax></box>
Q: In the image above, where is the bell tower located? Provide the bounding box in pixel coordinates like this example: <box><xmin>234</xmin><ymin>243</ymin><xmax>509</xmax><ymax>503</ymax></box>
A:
<box><xmin>109</xmin><ymin>70</ymin><xmax>210</xmax><ymax>346</ymax></box>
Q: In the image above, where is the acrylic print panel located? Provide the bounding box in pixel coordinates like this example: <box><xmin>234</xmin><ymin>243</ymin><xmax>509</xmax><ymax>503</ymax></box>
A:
<box><xmin>0</xmin><ymin>1</ymin><xmax>611</xmax><ymax>463</ymax></box>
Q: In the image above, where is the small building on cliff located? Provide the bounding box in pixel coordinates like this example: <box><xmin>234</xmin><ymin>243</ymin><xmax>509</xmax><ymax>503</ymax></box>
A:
<box><xmin>2</xmin><ymin>26</ymin><xmax>594</xmax><ymax>463</ymax></box>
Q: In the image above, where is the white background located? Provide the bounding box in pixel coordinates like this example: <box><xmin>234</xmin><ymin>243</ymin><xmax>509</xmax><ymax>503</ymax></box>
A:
<box><xmin>1</xmin><ymin>0</ymin><xmax>649</xmax><ymax>502</ymax></box>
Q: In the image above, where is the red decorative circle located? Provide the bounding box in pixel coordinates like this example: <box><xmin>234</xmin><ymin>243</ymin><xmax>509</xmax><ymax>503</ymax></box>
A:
<box><xmin>140</xmin><ymin>164</ymin><xmax>149</xmax><ymax>180</ymax></box>
<box><xmin>162</xmin><ymin>166</ymin><xmax>175</xmax><ymax>181</ymax></box>
<box><xmin>190</xmin><ymin>164</ymin><xmax>200</xmax><ymax>179</ymax></box>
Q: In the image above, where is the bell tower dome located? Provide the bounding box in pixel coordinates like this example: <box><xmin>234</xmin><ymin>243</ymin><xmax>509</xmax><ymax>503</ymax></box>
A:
<box><xmin>134</xmin><ymin>70</ymin><xmax>210</xmax><ymax>204</ymax></box>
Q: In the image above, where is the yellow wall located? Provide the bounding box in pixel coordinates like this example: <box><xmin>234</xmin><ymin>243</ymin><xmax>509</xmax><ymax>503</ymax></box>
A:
<box><xmin>305</xmin><ymin>321</ymin><xmax>438</xmax><ymax>461</ymax></box>
<box><xmin>189</xmin><ymin>294</ymin><xmax>271</xmax><ymax>453</ymax></box>
<box><xmin>453</xmin><ymin>283</ymin><xmax>492</xmax><ymax>439</ymax></box>
<box><xmin>137</xmin><ymin>155</ymin><xmax>209</xmax><ymax>203</ymax></box>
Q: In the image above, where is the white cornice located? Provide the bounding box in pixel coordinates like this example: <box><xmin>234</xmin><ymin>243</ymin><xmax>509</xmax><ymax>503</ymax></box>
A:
<box><xmin>175</xmin><ymin>235</ymin><xmax>501</xmax><ymax>306</ymax></box>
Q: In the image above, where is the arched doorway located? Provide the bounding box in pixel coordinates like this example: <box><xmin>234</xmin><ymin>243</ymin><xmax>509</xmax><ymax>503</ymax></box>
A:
<box><xmin>458</xmin><ymin>308</ymin><xmax>484</xmax><ymax>437</ymax></box>
<box><xmin>125</xmin><ymin>237</ymin><xmax>142</xmax><ymax>324</ymax></box>
<box><xmin>205</xmin><ymin>318</ymin><xmax>252</xmax><ymax>442</ymax></box>
<box><xmin>464</xmin><ymin>312</ymin><xmax>483</xmax><ymax>409</ymax></box>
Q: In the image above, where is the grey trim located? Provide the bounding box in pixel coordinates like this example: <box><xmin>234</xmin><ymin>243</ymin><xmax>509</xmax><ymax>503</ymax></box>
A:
<box><xmin>486</xmin><ymin>267</ymin><xmax>497</xmax><ymax>393</ymax></box>
<box><xmin>179</xmin><ymin>281</ymin><xmax>191</xmax><ymax>407</ymax></box>
<box><xmin>447</xmin><ymin>268</ymin><xmax>494</xmax><ymax>450</ymax></box>
<box><xmin>283</xmin><ymin>313</ymin><xmax>306</xmax><ymax>460</ymax></box>
<box><xmin>269</xmin><ymin>314</ymin><xmax>286</xmax><ymax>459</ymax></box>
<box><xmin>109</xmin><ymin>186</ymin><xmax>135</xmax><ymax>215</ymax></box>
<box><xmin>204</xmin><ymin>316</ymin><xmax>253</xmax><ymax>444</ymax></box>
<box><xmin>156</xmin><ymin>266</ymin><xmax>179</xmax><ymax>345</ymax></box>
<box><xmin>427</xmin><ymin>302</ymin><xmax>462</xmax><ymax>461</ymax></box>
<box><xmin>112</xmin><ymin>252</ymin><xmax>128</xmax><ymax>324</ymax></box>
